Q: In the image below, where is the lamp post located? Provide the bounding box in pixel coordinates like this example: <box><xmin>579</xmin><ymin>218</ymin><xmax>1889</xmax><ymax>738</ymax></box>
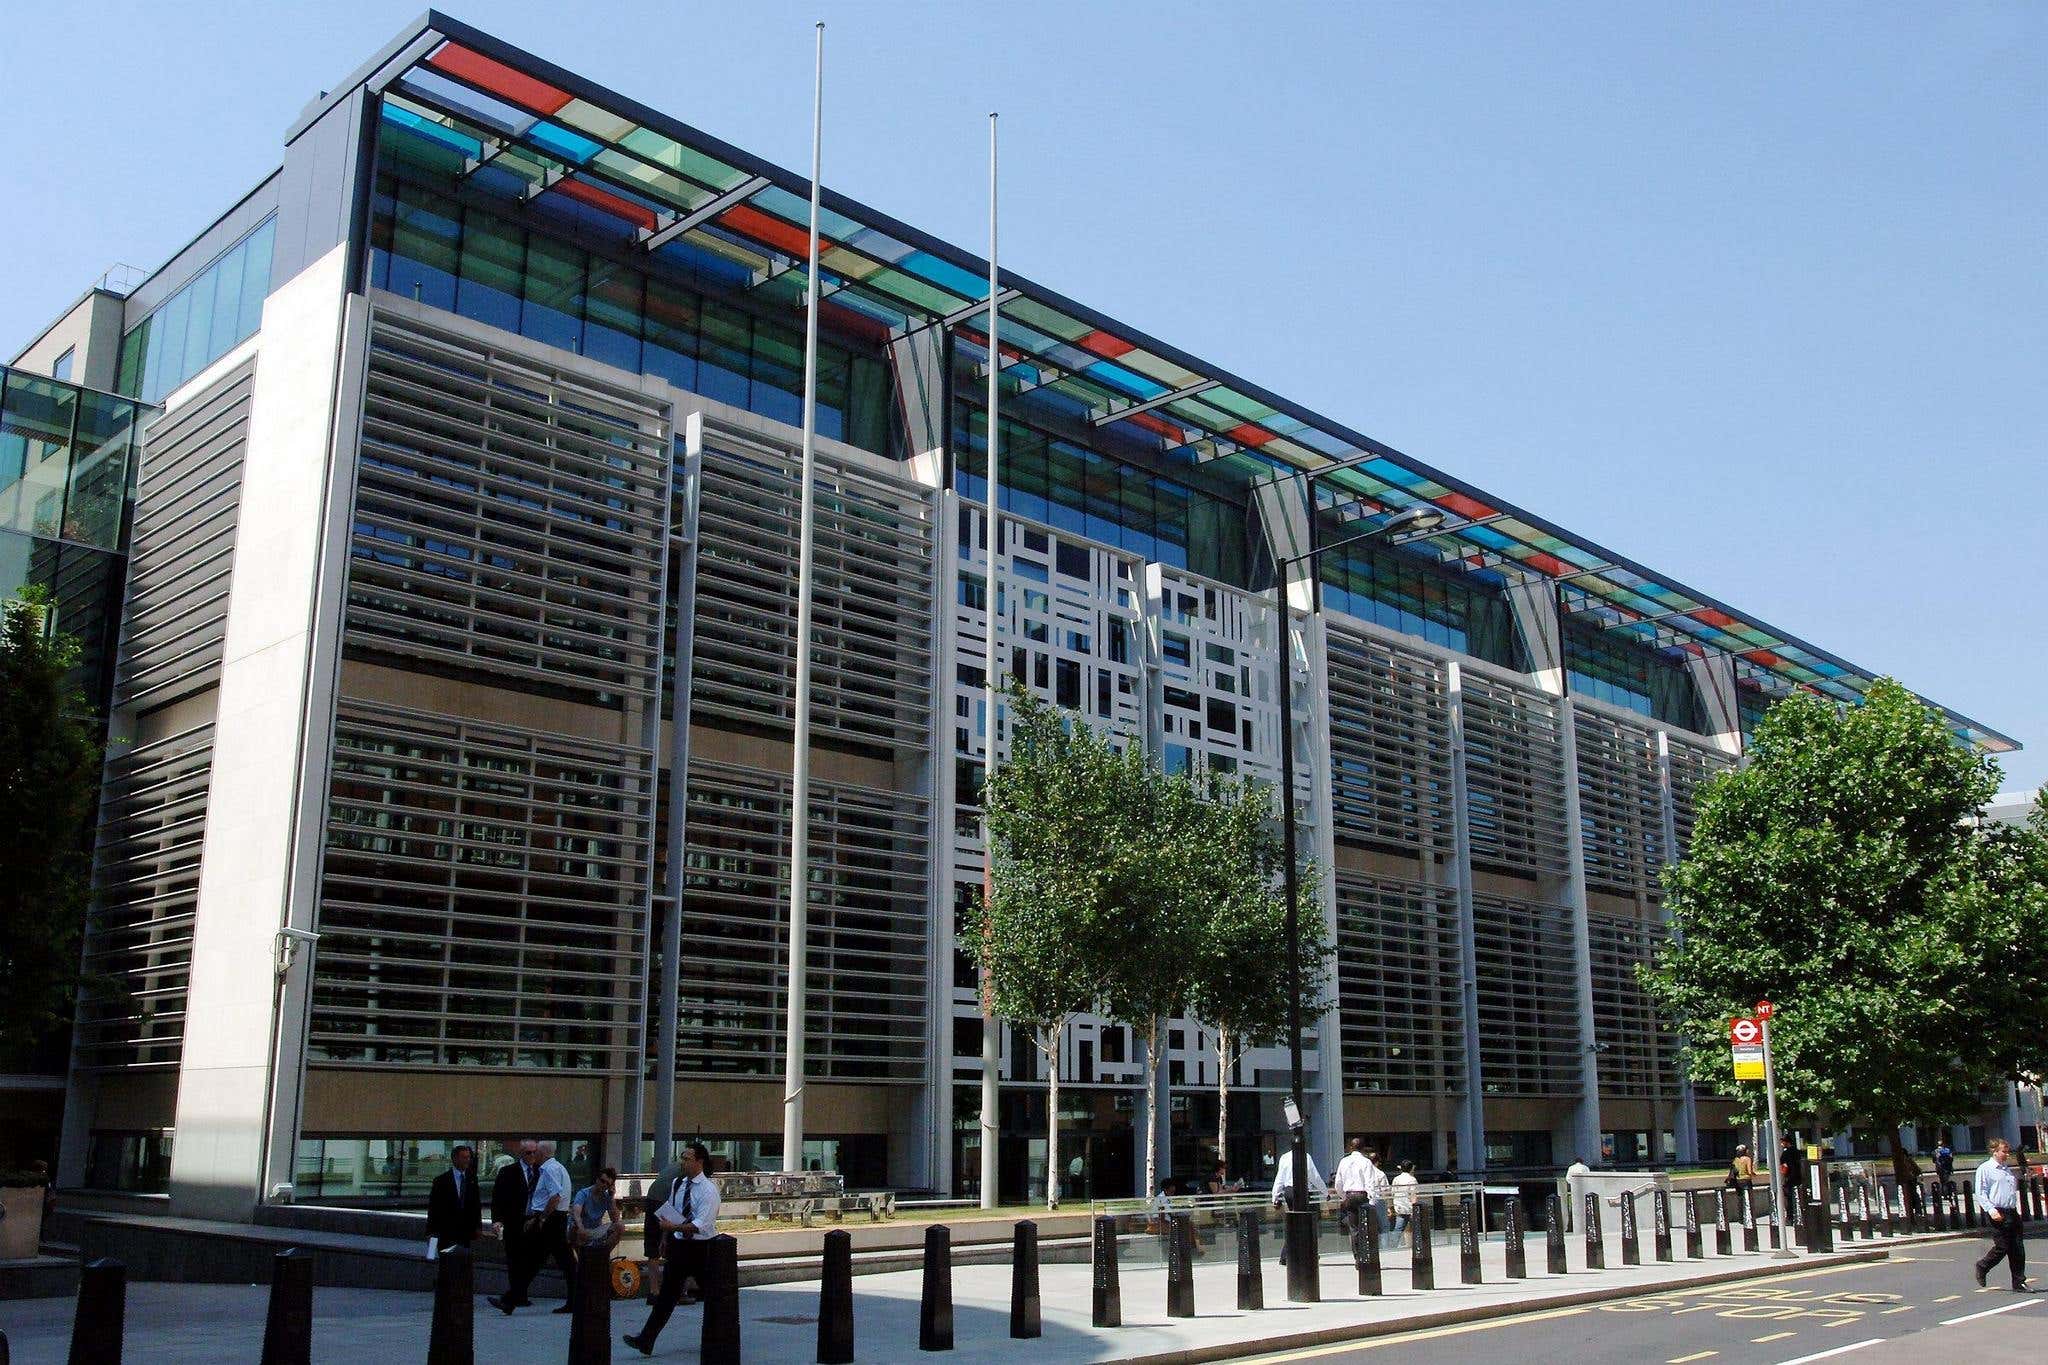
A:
<box><xmin>1272</xmin><ymin>495</ymin><xmax>1443</xmax><ymax>1301</ymax></box>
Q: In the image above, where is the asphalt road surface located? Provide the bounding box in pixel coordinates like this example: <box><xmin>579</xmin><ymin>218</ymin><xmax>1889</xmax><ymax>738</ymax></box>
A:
<box><xmin>1240</xmin><ymin>1230</ymin><xmax>2047</xmax><ymax>1365</ymax></box>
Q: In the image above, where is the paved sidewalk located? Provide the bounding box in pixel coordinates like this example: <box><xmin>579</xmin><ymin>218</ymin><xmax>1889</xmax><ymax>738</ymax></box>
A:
<box><xmin>0</xmin><ymin>1229</ymin><xmax>1945</xmax><ymax>1364</ymax></box>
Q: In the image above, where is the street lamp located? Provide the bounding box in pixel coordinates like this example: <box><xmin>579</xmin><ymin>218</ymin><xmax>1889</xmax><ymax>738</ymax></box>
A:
<box><xmin>1272</xmin><ymin>493</ymin><xmax>1444</xmax><ymax>1301</ymax></box>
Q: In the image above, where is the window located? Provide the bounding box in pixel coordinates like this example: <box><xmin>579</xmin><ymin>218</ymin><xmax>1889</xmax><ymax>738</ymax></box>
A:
<box><xmin>50</xmin><ymin>347</ymin><xmax>74</xmax><ymax>382</ymax></box>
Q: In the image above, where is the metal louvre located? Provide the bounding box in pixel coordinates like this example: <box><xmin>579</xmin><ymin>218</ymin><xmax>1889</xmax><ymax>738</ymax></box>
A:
<box><xmin>74</xmin><ymin>723</ymin><xmax>216</xmax><ymax>1070</ymax></box>
<box><xmin>1472</xmin><ymin>891</ymin><xmax>1579</xmax><ymax>1096</ymax></box>
<box><xmin>1324</xmin><ymin>624</ymin><xmax>1452</xmax><ymax>853</ymax></box>
<box><xmin>1461</xmin><ymin>673</ymin><xmax>1570</xmax><ymax>876</ymax></box>
<box><xmin>677</xmin><ymin>759</ymin><xmax>930</xmax><ymax>1082</ymax></box>
<box><xmin>1334</xmin><ymin>872</ymin><xmax>1464</xmax><ymax>1096</ymax></box>
<box><xmin>1573</xmin><ymin>704</ymin><xmax>1664</xmax><ymax>895</ymax></box>
<box><xmin>349</xmin><ymin>312</ymin><xmax>671</xmax><ymax>708</ymax></box>
<box><xmin>1666</xmin><ymin>735</ymin><xmax>1732</xmax><ymax>860</ymax></box>
<box><xmin>119</xmin><ymin>359</ymin><xmax>252</xmax><ymax>708</ymax></box>
<box><xmin>312</xmin><ymin>700</ymin><xmax>654</xmax><ymax>1071</ymax></box>
<box><xmin>689</xmin><ymin>427</ymin><xmax>935</xmax><ymax>755</ymax></box>
<box><xmin>1588</xmin><ymin>910</ymin><xmax>1674</xmax><ymax>1099</ymax></box>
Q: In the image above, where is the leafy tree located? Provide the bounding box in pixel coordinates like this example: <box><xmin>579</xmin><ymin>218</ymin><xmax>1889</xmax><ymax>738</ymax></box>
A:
<box><xmin>972</xmin><ymin>687</ymin><xmax>1160</xmax><ymax>1210</ymax></box>
<box><xmin>1641</xmin><ymin>679</ymin><xmax>2048</xmax><ymax>1182</ymax></box>
<box><xmin>0</xmin><ymin>590</ymin><xmax>103</xmax><ymax>1070</ymax></box>
<box><xmin>1182</xmin><ymin>772</ymin><xmax>1331</xmax><ymax>1177</ymax></box>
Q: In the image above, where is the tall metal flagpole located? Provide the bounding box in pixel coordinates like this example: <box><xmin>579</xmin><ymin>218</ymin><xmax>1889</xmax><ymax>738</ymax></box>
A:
<box><xmin>783</xmin><ymin>20</ymin><xmax>824</xmax><ymax>1175</ymax></box>
<box><xmin>977</xmin><ymin>111</ymin><xmax>1003</xmax><ymax>1211</ymax></box>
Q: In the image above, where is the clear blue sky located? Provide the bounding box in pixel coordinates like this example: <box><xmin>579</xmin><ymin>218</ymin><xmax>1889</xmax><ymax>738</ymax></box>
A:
<box><xmin>6</xmin><ymin>1</ymin><xmax>2041</xmax><ymax>788</ymax></box>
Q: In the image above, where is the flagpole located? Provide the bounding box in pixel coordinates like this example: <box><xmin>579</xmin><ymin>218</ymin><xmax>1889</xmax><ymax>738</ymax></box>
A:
<box><xmin>977</xmin><ymin>110</ymin><xmax>1003</xmax><ymax>1211</ymax></box>
<box><xmin>783</xmin><ymin>18</ymin><xmax>824</xmax><ymax>1176</ymax></box>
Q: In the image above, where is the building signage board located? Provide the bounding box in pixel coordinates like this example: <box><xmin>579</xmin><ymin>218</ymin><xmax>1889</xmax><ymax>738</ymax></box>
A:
<box><xmin>1732</xmin><ymin>1044</ymin><xmax>1766</xmax><ymax>1080</ymax></box>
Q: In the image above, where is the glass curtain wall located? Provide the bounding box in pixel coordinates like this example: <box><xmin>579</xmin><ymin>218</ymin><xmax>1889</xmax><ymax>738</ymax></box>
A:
<box><xmin>115</xmin><ymin>217</ymin><xmax>275</xmax><ymax>404</ymax></box>
<box><xmin>1564</xmin><ymin>620</ymin><xmax>1705</xmax><ymax>729</ymax></box>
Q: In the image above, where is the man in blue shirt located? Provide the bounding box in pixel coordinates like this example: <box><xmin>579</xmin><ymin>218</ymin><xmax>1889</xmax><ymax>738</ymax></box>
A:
<box><xmin>1972</xmin><ymin>1138</ymin><xmax>2029</xmax><ymax>1292</ymax></box>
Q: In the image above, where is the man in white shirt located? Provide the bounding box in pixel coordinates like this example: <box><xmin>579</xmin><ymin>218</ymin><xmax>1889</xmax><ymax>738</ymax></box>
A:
<box><xmin>1972</xmin><ymin>1138</ymin><xmax>2029</xmax><ymax>1292</ymax></box>
<box><xmin>1271</xmin><ymin>1149</ymin><xmax>1327</xmax><ymax>1267</ymax></box>
<box><xmin>625</xmin><ymin>1142</ymin><xmax>723</xmax><ymax>1355</ymax></box>
<box><xmin>1390</xmin><ymin>1160</ymin><xmax>1421</xmax><ymax>1239</ymax></box>
<box><xmin>494</xmin><ymin>1139</ymin><xmax>577</xmax><ymax>1314</ymax></box>
<box><xmin>1333</xmin><ymin>1138</ymin><xmax>1379</xmax><ymax>1235</ymax></box>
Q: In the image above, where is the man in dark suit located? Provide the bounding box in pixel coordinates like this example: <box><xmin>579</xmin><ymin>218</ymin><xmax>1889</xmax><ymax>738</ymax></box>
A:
<box><xmin>489</xmin><ymin>1140</ymin><xmax>539</xmax><ymax>1307</ymax></box>
<box><xmin>428</xmin><ymin>1144</ymin><xmax>483</xmax><ymax>1253</ymax></box>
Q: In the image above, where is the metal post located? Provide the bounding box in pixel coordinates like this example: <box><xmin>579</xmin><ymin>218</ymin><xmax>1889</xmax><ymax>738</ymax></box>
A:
<box><xmin>1091</xmin><ymin>1216</ymin><xmax>1121</xmax><ymax>1327</ymax></box>
<box><xmin>781</xmin><ymin>19</ymin><xmax>826</xmax><ymax>1173</ymax></box>
<box><xmin>1236</xmin><ymin>1209</ymin><xmax>1265</xmax><ymax>1309</ymax></box>
<box><xmin>1545</xmin><ymin>1194</ymin><xmax>1567</xmax><ymax>1274</ymax></box>
<box><xmin>1010</xmin><ymin>1220</ymin><xmax>1040</xmax><ymax>1338</ymax></box>
<box><xmin>1274</xmin><ymin>570</ymin><xmax>1317</xmax><ymax>1303</ymax></box>
<box><xmin>819</xmin><ymin>1229</ymin><xmax>854</xmax><ymax>1364</ymax></box>
<box><xmin>1761</xmin><ymin>1013</ymin><xmax>1793</xmax><ymax>1258</ymax></box>
<box><xmin>976</xmin><ymin>107</ymin><xmax>1003</xmax><ymax>1214</ymax></box>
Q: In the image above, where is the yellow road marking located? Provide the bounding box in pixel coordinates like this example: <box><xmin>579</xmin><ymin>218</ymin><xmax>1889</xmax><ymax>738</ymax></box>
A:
<box><xmin>1933</xmin><ymin>1293</ymin><xmax>1961</xmax><ymax>1302</ymax></box>
<box><xmin>1880</xmin><ymin>1305</ymin><xmax>1914</xmax><ymax>1314</ymax></box>
<box><xmin>1666</xmin><ymin>1354</ymin><xmax>1717</xmax><ymax>1363</ymax></box>
<box><xmin>1752</xmin><ymin>1331</ymin><xmax>1797</xmax><ymax>1343</ymax></box>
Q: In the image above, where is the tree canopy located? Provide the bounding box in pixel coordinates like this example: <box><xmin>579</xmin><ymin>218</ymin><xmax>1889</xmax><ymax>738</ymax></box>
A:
<box><xmin>0</xmin><ymin>591</ymin><xmax>104</xmax><ymax>1070</ymax></box>
<box><xmin>1641</xmin><ymin>678</ymin><xmax>2048</xmax><ymax>1152</ymax></box>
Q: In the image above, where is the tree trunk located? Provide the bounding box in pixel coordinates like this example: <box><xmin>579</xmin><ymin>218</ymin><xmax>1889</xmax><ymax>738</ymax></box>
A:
<box><xmin>1045</xmin><ymin>1022</ymin><xmax>1062</xmax><ymax>1212</ymax></box>
<box><xmin>1216</xmin><ymin>1028</ymin><xmax>1231</xmax><ymax>1180</ymax></box>
<box><xmin>1143</xmin><ymin>1018</ymin><xmax>1161</xmax><ymax>1203</ymax></box>
<box><xmin>1886</xmin><ymin>1125</ymin><xmax>1920</xmax><ymax>1188</ymax></box>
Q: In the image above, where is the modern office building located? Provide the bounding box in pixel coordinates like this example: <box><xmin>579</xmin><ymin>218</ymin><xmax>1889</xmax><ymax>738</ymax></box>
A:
<box><xmin>11</xmin><ymin>13</ymin><xmax>2018</xmax><ymax>1215</ymax></box>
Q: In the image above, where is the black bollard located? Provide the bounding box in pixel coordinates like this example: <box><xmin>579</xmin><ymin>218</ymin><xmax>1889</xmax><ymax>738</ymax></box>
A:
<box><xmin>1091</xmin><ymin>1216</ymin><xmax>1122</xmax><ymax>1329</ymax></box>
<box><xmin>1836</xmin><ymin>1184</ymin><xmax>1853</xmax><ymax>1241</ymax></box>
<box><xmin>1653</xmin><ymin>1189</ymin><xmax>1672</xmax><ymax>1262</ymax></box>
<box><xmin>1545</xmin><ymin>1194</ymin><xmax>1568</xmax><ymax>1274</ymax></box>
<box><xmin>1352</xmin><ymin>1205</ymin><xmax>1382</xmax><ymax>1296</ymax></box>
<box><xmin>260</xmin><ymin>1247</ymin><xmax>313</xmax><ymax>1365</ymax></box>
<box><xmin>1618</xmin><ymin>1190</ymin><xmax>1640</xmax><ymax>1267</ymax></box>
<box><xmin>70</xmin><ymin>1258</ymin><xmax>125</xmax><ymax>1365</ymax></box>
<box><xmin>427</xmin><ymin>1244</ymin><xmax>474</xmax><ymax>1365</ymax></box>
<box><xmin>1960</xmin><ymin>1182</ymin><xmax>1977</xmax><ymax>1229</ymax></box>
<box><xmin>818</xmin><ymin>1228</ymin><xmax>855</xmax><ymax>1364</ymax></box>
<box><xmin>918</xmin><ymin>1224</ymin><xmax>953</xmax><ymax>1351</ymax></box>
<box><xmin>567</xmin><ymin>1244</ymin><xmax>610</xmax><ymax>1365</ymax></box>
<box><xmin>1284</xmin><ymin>1208</ymin><xmax>1321</xmax><ymax>1304</ymax></box>
<box><xmin>1713</xmin><ymin>1189</ymin><xmax>1732</xmax><ymax>1256</ymax></box>
<box><xmin>1582</xmin><ymin>1193</ymin><xmax>1604</xmax><ymax>1270</ymax></box>
<box><xmin>1684</xmin><ymin>1191</ymin><xmax>1703</xmax><ymax>1259</ymax></box>
<box><xmin>1879</xmin><ymin>1180</ymin><xmax>1896</xmax><ymax>1239</ymax></box>
<box><xmin>1236</xmin><ymin>1210</ymin><xmax>1264</xmax><ymax>1311</ymax></box>
<box><xmin>1165</xmin><ymin>1214</ymin><xmax>1195</xmax><ymax>1319</ymax></box>
<box><xmin>1010</xmin><ymin>1220</ymin><xmax>1040</xmax><ymax>1340</ymax></box>
<box><xmin>1858</xmin><ymin>1181</ymin><xmax>1874</xmax><ymax>1239</ymax></box>
<box><xmin>700</xmin><ymin>1234</ymin><xmax>741</xmax><ymax>1365</ymax></box>
<box><xmin>1455</xmin><ymin>1194</ymin><xmax>1481</xmax><ymax>1285</ymax></box>
<box><xmin>1503</xmin><ymin>1197</ymin><xmax>1527</xmax><ymax>1279</ymax></box>
<box><xmin>1742</xmin><ymin>1187</ymin><xmax>1760</xmax><ymax>1251</ymax></box>
<box><xmin>1410</xmin><ymin>1198</ymin><xmax>1436</xmax><ymax>1289</ymax></box>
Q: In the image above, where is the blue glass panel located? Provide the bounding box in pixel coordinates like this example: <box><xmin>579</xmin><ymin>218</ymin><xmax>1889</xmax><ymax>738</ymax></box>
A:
<box><xmin>527</xmin><ymin>121</ymin><xmax>602</xmax><ymax>164</ymax></box>
<box><xmin>236</xmin><ymin>218</ymin><xmax>274</xmax><ymax>339</ymax></box>
<box><xmin>897</xmin><ymin>251</ymin><xmax>987</xmax><ymax>302</ymax></box>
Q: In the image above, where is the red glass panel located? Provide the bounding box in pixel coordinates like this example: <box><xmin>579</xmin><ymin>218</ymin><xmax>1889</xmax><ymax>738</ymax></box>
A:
<box><xmin>718</xmin><ymin>203</ymin><xmax>831</xmax><ymax>261</ymax></box>
<box><xmin>1438</xmin><ymin>491</ymin><xmax>1497</xmax><ymax>521</ymax></box>
<box><xmin>1227</xmin><ymin>422</ymin><xmax>1273</xmax><ymax>448</ymax></box>
<box><xmin>427</xmin><ymin>43</ymin><xmax>574</xmax><ymax>115</ymax></box>
<box><xmin>553</xmin><ymin>176</ymin><xmax>658</xmax><ymax>231</ymax></box>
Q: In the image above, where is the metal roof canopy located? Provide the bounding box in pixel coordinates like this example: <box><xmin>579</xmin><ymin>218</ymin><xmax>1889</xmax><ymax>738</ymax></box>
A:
<box><xmin>339</xmin><ymin>10</ymin><xmax>2015</xmax><ymax>753</ymax></box>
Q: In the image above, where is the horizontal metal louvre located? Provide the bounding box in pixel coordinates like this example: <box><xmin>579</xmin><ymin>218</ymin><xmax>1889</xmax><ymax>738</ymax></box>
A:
<box><xmin>75</xmin><ymin>724</ymin><xmax>216</xmax><ymax>1069</ymax></box>
<box><xmin>1589</xmin><ymin>910</ymin><xmax>1673</xmax><ymax>1099</ymax></box>
<box><xmin>1325</xmin><ymin>625</ymin><xmax>1452</xmax><ymax>852</ymax></box>
<box><xmin>1667</xmin><ymin>736</ymin><xmax>1732</xmax><ymax>860</ymax></box>
<box><xmin>1473</xmin><ymin>892</ymin><xmax>1579</xmax><ymax>1096</ymax></box>
<box><xmin>1462</xmin><ymin>673</ymin><xmax>1569</xmax><ymax>876</ymax></box>
<box><xmin>312</xmin><ymin>700</ymin><xmax>654</xmax><ymax>1071</ymax></box>
<box><xmin>348</xmin><ymin>313</ymin><xmax>670</xmax><ymax>708</ymax></box>
<box><xmin>119</xmin><ymin>359</ymin><xmax>252</xmax><ymax>708</ymax></box>
<box><xmin>1335</xmin><ymin>872</ymin><xmax>1464</xmax><ymax>1095</ymax></box>
<box><xmin>690</xmin><ymin>428</ymin><xmax>935</xmax><ymax>754</ymax></box>
<box><xmin>1573</xmin><ymin>704</ymin><xmax>1664</xmax><ymax>894</ymax></box>
<box><xmin>679</xmin><ymin>759</ymin><xmax>930</xmax><ymax>1082</ymax></box>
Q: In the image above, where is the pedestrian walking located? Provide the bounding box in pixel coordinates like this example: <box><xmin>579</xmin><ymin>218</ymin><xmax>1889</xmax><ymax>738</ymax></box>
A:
<box><xmin>1389</xmin><ymin>1160</ymin><xmax>1420</xmax><ymax>1243</ymax></box>
<box><xmin>1334</xmin><ymin>1138</ymin><xmax>1378</xmax><ymax>1235</ymax></box>
<box><xmin>1972</xmin><ymin>1138</ymin><xmax>2030</xmax><ymax>1292</ymax></box>
<box><xmin>427</xmin><ymin>1144</ymin><xmax>483</xmax><ymax>1254</ymax></box>
<box><xmin>1365</xmin><ymin>1148</ymin><xmax>1393</xmax><ymax>1238</ymax></box>
<box><xmin>1728</xmin><ymin>1144</ymin><xmax>1756</xmax><ymax>1195</ymax></box>
<box><xmin>1778</xmin><ymin>1133</ymin><xmax>1806</xmax><ymax>1208</ymax></box>
<box><xmin>493</xmin><ymin>1138</ymin><xmax>575</xmax><ymax>1314</ymax></box>
<box><xmin>1271</xmin><ymin>1150</ymin><xmax>1327</xmax><ymax>1267</ymax></box>
<box><xmin>487</xmin><ymin>1139</ymin><xmax>537</xmax><ymax>1310</ymax></box>
<box><xmin>1934</xmin><ymin>1138</ymin><xmax>1956</xmax><ymax>1193</ymax></box>
<box><xmin>624</xmin><ymin>1141</ymin><xmax>722</xmax><ymax>1356</ymax></box>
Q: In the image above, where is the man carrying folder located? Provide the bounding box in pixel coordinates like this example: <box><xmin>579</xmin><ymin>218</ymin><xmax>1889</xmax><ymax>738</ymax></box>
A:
<box><xmin>623</xmin><ymin>1142</ymin><xmax>722</xmax><ymax>1356</ymax></box>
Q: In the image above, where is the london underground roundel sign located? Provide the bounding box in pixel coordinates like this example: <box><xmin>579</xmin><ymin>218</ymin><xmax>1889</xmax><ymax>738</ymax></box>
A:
<box><xmin>1729</xmin><ymin>1017</ymin><xmax>1762</xmax><ymax>1046</ymax></box>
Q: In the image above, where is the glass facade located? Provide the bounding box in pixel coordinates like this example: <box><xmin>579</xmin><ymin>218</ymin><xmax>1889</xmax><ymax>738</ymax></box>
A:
<box><xmin>116</xmin><ymin>216</ymin><xmax>275</xmax><ymax>404</ymax></box>
<box><xmin>1320</xmin><ymin>538</ymin><xmax>1525</xmax><ymax>670</ymax></box>
<box><xmin>0</xmin><ymin>365</ymin><xmax>145</xmax><ymax>708</ymax></box>
<box><xmin>1565</xmin><ymin>620</ymin><xmax>1704</xmax><ymax>729</ymax></box>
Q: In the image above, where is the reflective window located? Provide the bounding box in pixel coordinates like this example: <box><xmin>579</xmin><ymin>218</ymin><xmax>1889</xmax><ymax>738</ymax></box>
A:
<box><xmin>116</xmin><ymin>216</ymin><xmax>275</xmax><ymax>404</ymax></box>
<box><xmin>1565</xmin><ymin>621</ymin><xmax>1703</xmax><ymax>729</ymax></box>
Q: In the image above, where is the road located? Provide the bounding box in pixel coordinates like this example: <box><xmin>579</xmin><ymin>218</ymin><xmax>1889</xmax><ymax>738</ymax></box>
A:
<box><xmin>1240</xmin><ymin>1231</ymin><xmax>2046</xmax><ymax>1365</ymax></box>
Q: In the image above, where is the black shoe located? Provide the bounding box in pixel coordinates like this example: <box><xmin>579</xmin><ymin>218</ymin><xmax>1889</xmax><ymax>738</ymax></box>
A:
<box><xmin>1974</xmin><ymin>1264</ymin><xmax>1989</xmax><ymax>1288</ymax></box>
<box><xmin>552</xmin><ymin>1302</ymin><xmax>575</xmax><ymax>1314</ymax></box>
<box><xmin>622</xmin><ymin>1333</ymin><xmax>653</xmax><ymax>1356</ymax></box>
<box><xmin>489</xmin><ymin>1294</ymin><xmax>516</xmax><ymax>1314</ymax></box>
<box><xmin>2013</xmin><ymin>1281</ymin><xmax>2032</xmax><ymax>1293</ymax></box>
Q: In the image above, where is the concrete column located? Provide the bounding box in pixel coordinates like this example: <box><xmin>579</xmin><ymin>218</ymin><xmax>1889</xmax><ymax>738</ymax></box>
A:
<box><xmin>1653</xmin><ymin>732</ymin><xmax>1700</xmax><ymax>1164</ymax></box>
<box><xmin>1445</xmin><ymin>663</ymin><xmax>1486</xmax><ymax>1174</ymax></box>
<box><xmin>1556</xmin><ymin>700</ymin><xmax>1604</xmax><ymax>1166</ymax></box>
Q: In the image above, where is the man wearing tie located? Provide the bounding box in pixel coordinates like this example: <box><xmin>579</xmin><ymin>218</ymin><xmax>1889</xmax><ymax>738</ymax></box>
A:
<box><xmin>487</xmin><ymin>1139</ymin><xmax>539</xmax><ymax>1312</ymax></box>
<box><xmin>427</xmin><ymin>1144</ymin><xmax>483</xmax><ymax>1253</ymax></box>
<box><xmin>623</xmin><ymin>1142</ymin><xmax>722</xmax><ymax>1356</ymax></box>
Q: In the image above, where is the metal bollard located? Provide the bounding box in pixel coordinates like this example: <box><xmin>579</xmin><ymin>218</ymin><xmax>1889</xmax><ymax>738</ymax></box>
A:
<box><xmin>1713</xmin><ymin>1189</ymin><xmax>1732</xmax><ymax>1256</ymax></box>
<box><xmin>567</xmin><ymin>1244</ymin><xmax>611</xmax><ymax>1365</ymax></box>
<box><xmin>70</xmin><ymin>1258</ymin><xmax>126</xmax><ymax>1365</ymax></box>
<box><xmin>1236</xmin><ymin>1210</ymin><xmax>1264</xmax><ymax>1311</ymax></box>
<box><xmin>1857</xmin><ymin>1181</ymin><xmax>1874</xmax><ymax>1240</ymax></box>
<box><xmin>1165</xmin><ymin>1214</ymin><xmax>1195</xmax><ymax>1319</ymax></box>
<box><xmin>700</xmin><ymin>1234</ymin><xmax>741</xmax><ymax>1365</ymax></box>
<box><xmin>1584</xmin><ymin>1192</ymin><xmax>1605</xmax><ymax>1270</ymax></box>
<box><xmin>1010</xmin><ymin>1219</ymin><xmax>1040</xmax><ymax>1339</ymax></box>
<box><xmin>1742</xmin><ymin>1187</ymin><xmax>1760</xmax><ymax>1252</ymax></box>
<box><xmin>819</xmin><ymin>1228</ymin><xmax>855</xmax><ymax>1364</ymax></box>
<box><xmin>1410</xmin><ymin>1198</ymin><xmax>1436</xmax><ymax>1289</ymax></box>
<box><xmin>1619</xmin><ymin>1191</ymin><xmax>1640</xmax><ymax>1267</ymax></box>
<box><xmin>1652</xmin><ymin>1189</ymin><xmax>1672</xmax><ymax>1262</ymax></box>
<box><xmin>1091</xmin><ymin>1216</ymin><xmax>1121</xmax><ymax>1329</ymax></box>
<box><xmin>427</xmin><ymin>1244</ymin><xmax>474</xmax><ymax>1365</ymax></box>
<box><xmin>260</xmin><ymin>1247</ymin><xmax>314</xmax><ymax>1365</ymax></box>
<box><xmin>1503</xmin><ymin>1197</ymin><xmax>1527</xmax><ymax>1279</ymax></box>
<box><xmin>1961</xmin><ymin>1182</ymin><xmax>1977</xmax><ymax>1229</ymax></box>
<box><xmin>1879</xmin><ymin>1180</ymin><xmax>1896</xmax><ymax>1239</ymax></box>
<box><xmin>1284</xmin><ymin>1207</ymin><xmax>1321</xmax><ymax>1304</ymax></box>
<box><xmin>1765</xmin><ymin>1188</ymin><xmax>1782</xmax><ymax>1251</ymax></box>
<box><xmin>1352</xmin><ymin>1205</ymin><xmax>1382</xmax><ymax>1296</ymax></box>
<box><xmin>1684</xmin><ymin>1191</ymin><xmax>1703</xmax><ymax>1259</ymax></box>
<box><xmin>1836</xmin><ymin>1184</ymin><xmax>1853</xmax><ymax>1241</ymax></box>
<box><xmin>918</xmin><ymin>1224</ymin><xmax>953</xmax><ymax>1351</ymax></box>
<box><xmin>1545</xmin><ymin>1194</ymin><xmax>1567</xmax><ymax>1274</ymax></box>
<box><xmin>1459</xmin><ymin>1194</ymin><xmax>1483</xmax><ymax>1284</ymax></box>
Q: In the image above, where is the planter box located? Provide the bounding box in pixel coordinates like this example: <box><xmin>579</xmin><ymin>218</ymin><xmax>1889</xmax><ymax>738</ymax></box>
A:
<box><xmin>1</xmin><ymin>1186</ymin><xmax>48</xmax><ymax>1260</ymax></box>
